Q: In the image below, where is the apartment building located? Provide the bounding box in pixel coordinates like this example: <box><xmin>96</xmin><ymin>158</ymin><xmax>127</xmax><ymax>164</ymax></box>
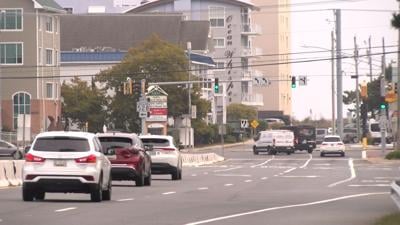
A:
<box><xmin>252</xmin><ymin>0</ymin><xmax>292</xmax><ymax>119</ymax></box>
<box><xmin>0</xmin><ymin>0</ymin><xmax>65</xmax><ymax>141</ymax></box>
<box><xmin>125</xmin><ymin>0</ymin><xmax>263</xmax><ymax>107</ymax></box>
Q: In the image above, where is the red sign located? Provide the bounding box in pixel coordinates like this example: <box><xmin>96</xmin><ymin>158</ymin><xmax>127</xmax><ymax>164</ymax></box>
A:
<box><xmin>150</xmin><ymin>108</ymin><xmax>168</xmax><ymax>115</ymax></box>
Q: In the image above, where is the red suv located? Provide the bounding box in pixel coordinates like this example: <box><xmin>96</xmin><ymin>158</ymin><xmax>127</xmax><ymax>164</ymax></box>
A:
<box><xmin>97</xmin><ymin>132</ymin><xmax>152</xmax><ymax>186</ymax></box>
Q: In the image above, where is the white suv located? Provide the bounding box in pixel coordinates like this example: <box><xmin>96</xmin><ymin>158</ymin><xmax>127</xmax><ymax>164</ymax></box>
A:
<box><xmin>22</xmin><ymin>131</ymin><xmax>112</xmax><ymax>202</ymax></box>
<box><xmin>140</xmin><ymin>135</ymin><xmax>182</xmax><ymax>180</ymax></box>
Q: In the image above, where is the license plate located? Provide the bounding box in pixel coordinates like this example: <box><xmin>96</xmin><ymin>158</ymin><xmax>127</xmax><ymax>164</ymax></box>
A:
<box><xmin>54</xmin><ymin>160</ymin><xmax>66</xmax><ymax>167</ymax></box>
<box><xmin>149</xmin><ymin>151</ymin><xmax>159</xmax><ymax>155</ymax></box>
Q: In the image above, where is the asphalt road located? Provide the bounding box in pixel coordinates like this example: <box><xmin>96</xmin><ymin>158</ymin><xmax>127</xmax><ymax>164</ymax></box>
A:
<box><xmin>0</xmin><ymin>144</ymin><xmax>399</xmax><ymax>225</ymax></box>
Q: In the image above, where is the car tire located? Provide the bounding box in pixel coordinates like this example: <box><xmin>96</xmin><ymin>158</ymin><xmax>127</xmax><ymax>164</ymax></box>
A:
<box><xmin>320</xmin><ymin>152</ymin><xmax>324</xmax><ymax>157</ymax></box>
<box><xmin>341</xmin><ymin>152</ymin><xmax>345</xmax><ymax>157</ymax></box>
<box><xmin>102</xmin><ymin>176</ymin><xmax>112</xmax><ymax>201</ymax></box>
<box><xmin>253</xmin><ymin>150</ymin><xmax>259</xmax><ymax>155</ymax></box>
<box><xmin>144</xmin><ymin>169</ymin><xmax>151</xmax><ymax>186</ymax></box>
<box><xmin>22</xmin><ymin>184</ymin><xmax>34</xmax><ymax>202</ymax></box>
<box><xmin>178</xmin><ymin>167</ymin><xmax>183</xmax><ymax>180</ymax></box>
<box><xmin>286</xmin><ymin>151</ymin><xmax>291</xmax><ymax>155</ymax></box>
<box><xmin>307</xmin><ymin>149</ymin><xmax>313</xmax><ymax>154</ymax></box>
<box><xmin>90</xmin><ymin>178</ymin><xmax>103</xmax><ymax>202</ymax></box>
<box><xmin>172</xmin><ymin>167</ymin><xmax>179</xmax><ymax>180</ymax></box>
<box><xmin>135</xmin><ymin>171</ymin><xmax>145</xmax><ymax>187</ymax></box>
<box><xmin>13</xmin><ymin>151</ymin><xmax>23</xmax><ymax>160</ymax></box>
<box><xmin>35</xmin><ymin>191</ymin><xmax>45</xmax><ymax>200</ymax></box>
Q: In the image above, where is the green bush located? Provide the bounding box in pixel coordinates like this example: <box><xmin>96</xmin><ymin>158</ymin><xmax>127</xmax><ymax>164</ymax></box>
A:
<box><xmin>192</xmin><ymin>119</ymin><xmax>218</xmax><ymax>145</ymax></box>
<box><xmin>385</xmin><ymin>150</ymin><xmax>400</xmax><ymax>160</ymax></box>
<box><xmin>224</xmin><ymin>135</ymin><xmax>236</xmax><ymax>143</ymax></box>
<box><xmin>374</xmin><ymin>213</ymin><xmax>400</xmax><ymax>225</ymax></box>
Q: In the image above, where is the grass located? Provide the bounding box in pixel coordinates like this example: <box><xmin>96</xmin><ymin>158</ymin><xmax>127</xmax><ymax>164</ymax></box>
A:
<box><xmin>385</xmin><ymin>150</ymin><xmax>400</xmax><ymax>160</ymax></box>
<box><xmin>374</xmin><ymin>213</ymin><xmax>400</xmax><ymax>225</ymax></box>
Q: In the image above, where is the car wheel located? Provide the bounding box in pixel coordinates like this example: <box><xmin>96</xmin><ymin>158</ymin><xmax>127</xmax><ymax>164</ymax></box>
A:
<box><xmin>102</xmin><ymin>176</ymin><xmax>112</xmax><ymax>201</ymax></box>
<box><xmin>178</xmin><ymin>167</ymin><xmax>183</xmax><ymax>180</ymax></box>
<box><xmin>135</xmin><ymin>171</ymin><xmax>145</xmax><ymax>187</ymax></box>
<box><xmin>253</xmin><ymin>150</ymin><xmax>259</xmax><ymax>155</ymax></box>
<box><xmin>320</xmin><ymin>152</ymin><xmax>324</xmax><ymax>157</ymax></box>
<box><xmin>22</xmin><ymin>184</ymin><xmax>34</xmax><ymax>201</ymax></box>
<box><xmin>144</xmin><ymin>169</ymin><xmax>151</xmax><ymax>186</ymax></box>
<box><xmin>341</xmin><ymin>152</ymin><xmax>345</xmax><ymax>157</ymax></box>
<box><xmin>172</xmin><ymin>167</ymin><xmax>180</xmax><ymax>180</ymax></box>
<box><xmin>90</xmin><ymin>177</ymin><xmax>103</xmax><ymax>202</ymax></box>
<box><xmin>307</xmin><ymin>149</ymin><xmax>313</xmax><ymax>154</ymax></box>
<box><xmin>35</xmin><ymin>191</ymin><xmax>45</xmax><ymax>200</ymax></box>
<box><xmin>286</xmin><ymin>151</ymin><xmax>291</xmax><ymax>155</ymax></box>
<box><xmin>13</xmin><ymin>151</ymin><xmax>23</xmax><ymax>160</ymax></box>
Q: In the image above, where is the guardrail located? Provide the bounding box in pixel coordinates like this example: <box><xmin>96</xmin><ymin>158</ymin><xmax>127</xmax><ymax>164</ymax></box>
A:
<box><xmin>391</xmin><ymin>181</ymin><xmax>400</xmax><ymax>210</ymax></box>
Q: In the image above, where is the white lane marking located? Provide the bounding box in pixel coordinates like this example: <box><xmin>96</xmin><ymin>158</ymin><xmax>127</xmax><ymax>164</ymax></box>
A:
<box><xmin>349</xmin><ymin>184</ymin><xmax>391</xmax><ymax>187</ymax></box>
<box><xmin>261</xmin><ymin>177</ymin><xmax>268</xmax><ymax>180</ymax></box>
<box><xmin>215</xmin><ymin>174</ymin><xmax>251</xmax><ymax>177</ymax></box>
<box><xmin>311</xmin><ymin>167</ymin><xmax>333</xmax><ymax>170</ymax></box>
<box><xmin>214</xmin><ymin>167</ymin><xmax>242</xmax><ymax>173</ymax></box>
<box><xmin>281</xmin><ymin>175</ymin><xmax>319</xmax><ymax>178</ymax></box>
<box><xmin>299</xmin><ymin>154</ymin><xmax>312</xmax><ymax>169</ymax></box>
<box><xmin>361</xmin><ymin>180</ymin><xmax>391</xmax><ymax>183</ymax></box>
<box><xmin>375</xmin><ymin>177</ymin><xmax>400</xmax><ymax>180</ymax></box>
<box><xmin>261</xmin><ymin>166</ymin><xmax>293</xmax><ymax>169</ymax></box>
<box><xmin>162</xmin><ymin>192</ymin><xmax>176</xmax><ymax>195</ymax></box>
<box><xmin>204</xmin><ymin>172</ymin><xmax>209</xmax><ymax>175</ymax></box>
<box><xmin>55</xmin><ymin>207</ymin><xmax>77</xmax><ymax>213</ymax></box>
<box><xmin>198</xmin><ymin>187</ymin><xmax>209</xmax><ymax>190</ymax></box>
<box><xmin>117</xmin><ymin>198</ymin><xmax>134</xmax><ymax>202</ymax></box>
<box><xmin>184</xmin><ymin>192</ymin><xmax>388</xmax><ymax>225</ymax></box>
<box><xmin>224</xmin><ymin>183</ymin><xmax>233</xmax><ymax>186</ymax></box>
<box><xmin>314</xmin><ymin>163</ymin><xmax>331</xmax><ymax>166</ymax></box>
<box><xmin>328</xmin><ymin>158</ymin><xmax>356</xmax><ymax>188</ymax></box>
<box><xmin>244</xmin><ymin>180</ymin><xmax>252</xmax><ymax>183</ymax></box>
<box><xmin>192</xmin><ymin>174</ymin><xmax>197</xmax><ymax>177</ymax></box>
<box><xmin>362</xmin><ymin>151</ymin><xmax>367</xmax><ymax>159</ymax></box>
<box><xmin>0</xmin><ymin>219</ymin><xmax>3</xmax><ymax>223</ymax></box>
<box><xmin>251</xmin><ymin>156</ymin><xmax>275</xmax><ymax>168</ymax></box>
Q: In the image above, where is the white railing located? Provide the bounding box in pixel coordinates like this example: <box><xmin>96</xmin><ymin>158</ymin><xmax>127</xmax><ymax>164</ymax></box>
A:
<box><xmin>241</xmin><ymin>47</ymin><xmax>263</xmax><ymax>57</ymax></box>
<box><xmin>391</xmin><ymin>181</ymin><xmax>400</xmax><ymax>211</ymax></box>
<box><xmin>241</xmin><ymin>23</ymin><xmax>262</xmax><ymax>34</ymax></box>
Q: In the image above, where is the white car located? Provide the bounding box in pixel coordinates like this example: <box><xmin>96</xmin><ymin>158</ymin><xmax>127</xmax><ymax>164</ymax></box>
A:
<box><xmin>319</xmin><ymin>135</ymin><xmax>346</xmax><ymax>157</ymax></box>
<box><xmin>22</xmin><ymin>131</ymin><xmax>112</xmax><ymax>202</ymax></box>
<box><xmin>139</xmin><ymin>135</ymin><xmax>182</xmax><ymax>180</ymax></box>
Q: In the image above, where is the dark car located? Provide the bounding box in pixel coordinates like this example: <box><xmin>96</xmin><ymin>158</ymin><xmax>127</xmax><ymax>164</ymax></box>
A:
<box><xmin>0</xmin><ymin>140</ymin><xmax>23</xmax><ymax>159</ymax></box>
<box><xmin>279</xmin><ymin>125</ymin><xmax>316</xmax><ymax>153</ymax></box>
<box><xmin>97</xmin><ymin>132</ymin><xmax>152</xmax><ymax>186</ymax></box>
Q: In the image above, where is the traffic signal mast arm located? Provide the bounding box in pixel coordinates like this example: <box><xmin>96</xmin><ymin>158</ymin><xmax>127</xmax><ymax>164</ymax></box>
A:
<box><xmin>149</xmin><ymin>79</ymin><xmax>292</xmax><ymax>86</ymax></box>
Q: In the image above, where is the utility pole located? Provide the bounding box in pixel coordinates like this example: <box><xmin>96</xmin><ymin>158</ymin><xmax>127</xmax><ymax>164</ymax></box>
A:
<box><xmin>331</xmin><ymin>31</ymin><xmax>336</xmax><ymax>133</ymax></box>
<box><xmin>141</xmin><ymin>79</ymin><xmax>146</xmax><ymax>135</ymax></box>
<box><xmin>368</xmin><ymin>36</ymin><xmax>373</xmax><ymax>82</ymax></box>
<box><xmin>335</xmin><ymin>9</ymin><xmax>344</xmax><ymax>138</ymax></box>
<box><xmin>382</xmin><ymin>37</ymin><xmax>387</xmax><ymax>155</ymax></box>
<box><xmin>354</xmin><ymin>36</ymin><xmax>361</xmax><ymax>142</ymax></box>
<box><xmin>397</xmin><ymin>1</ymin><xmax>400</xmax><ymax>151</ymax></box>
<box><xmin>187</xmin><ymin>42</ymin><xmax>192</xmax><ymax>149</ymax></box>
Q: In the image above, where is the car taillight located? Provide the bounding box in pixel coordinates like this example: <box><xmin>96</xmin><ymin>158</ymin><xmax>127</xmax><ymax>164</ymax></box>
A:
<box><xmin>75</xmin><ymin>154</ymin><xmax>97</xmax><ymax>163</ymax></box>
<box><xmin>159</xmin><ymin>148</ymin><xmax>175</xmax><ymax>151</ymax></box>
<box><xmin>25</xmin><ymin>153</ymin><xmax>45</xmax><ymax>162</ymax></box>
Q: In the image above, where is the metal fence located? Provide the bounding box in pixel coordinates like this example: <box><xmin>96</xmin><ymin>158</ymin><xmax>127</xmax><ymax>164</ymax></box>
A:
<box><xmin>0</xmin><ymin>132</ymin><xmax>17</xmax><ymax>145</ymax></box>
<box><xmin>391</xmin><ymin>181</ymin><xmax>400</xmax><ymax>211</ymax></box>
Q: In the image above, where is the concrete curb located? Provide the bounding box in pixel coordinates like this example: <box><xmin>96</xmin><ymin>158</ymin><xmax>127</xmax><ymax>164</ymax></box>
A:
<box><xmin>190</xmin><ymin>140</ymin><xmax>253</xmax><ymax>152</ymax></box>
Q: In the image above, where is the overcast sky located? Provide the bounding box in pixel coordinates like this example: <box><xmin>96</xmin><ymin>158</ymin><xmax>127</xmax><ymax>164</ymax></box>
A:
<box><xmin>290</xmin><ymin>0</ymin><xmax>398</xmax><ymax>120</ymax></box>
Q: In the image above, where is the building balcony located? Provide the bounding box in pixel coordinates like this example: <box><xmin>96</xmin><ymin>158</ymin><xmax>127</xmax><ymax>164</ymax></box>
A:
<box><xmin>241</xmin><ymin>94</ymin><xmax>264</xmax><ymax>106</ymax></box>
<box><xmin>241</xmin><ymin>23</ymin><xmax>262</xmax><ymax>35</ymax></box>
<box><xmin>241</xmin><ymin>47</ymin><xmax>263</xmax><ymax>58</ymax></box>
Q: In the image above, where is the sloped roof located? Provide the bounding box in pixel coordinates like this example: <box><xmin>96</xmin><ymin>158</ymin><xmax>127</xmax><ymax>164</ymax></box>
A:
<box><xmin>34</xmin><ymin>0</ymin><xmax>65</xmax><ymax>13</ymax></box>
<box><xmin>55</xmin><ymin>0</ymin><xmax>135</xmax><ymax>14</ymax></box>
<box><xmin>125</xmin><ymin>0</ymin><xmax>258</xmax><ymax>13</ymax></box>
<box><xmin>60</xmin><ymin>14</ymin><xmax>210</xmax><ymax>51</ymax></box>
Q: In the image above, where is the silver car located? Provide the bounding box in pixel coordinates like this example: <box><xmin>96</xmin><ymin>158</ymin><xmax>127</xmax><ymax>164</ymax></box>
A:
<box><xmin>22</xmin><ymin>131</ymin><xmax>112</xmax><ymax>202</ymax></box>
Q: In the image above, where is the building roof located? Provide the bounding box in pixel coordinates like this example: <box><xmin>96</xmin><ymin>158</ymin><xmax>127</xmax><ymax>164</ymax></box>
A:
<box><xmin>55</xmin><ymin>0</ymin><xmax>139</xmax><ymax>14</ymax></box>
<box><xmin>124</xmin><ymin>0</ymin><xmax>258</xmax><ymax>13</ymax></box>
<box><xmin>61</xmin><ymin>51</ymin><xmax>215</xmax><ymax>66</ymax></box>
<box><xmin>60</xmin><ymin>14</ymin><xmax>210</xmax><ymax>51</ymax></box>
<box><xmin>34</xmin><ymin>0</ymin><xmax>66</xmax><ymax>13</ymax></box>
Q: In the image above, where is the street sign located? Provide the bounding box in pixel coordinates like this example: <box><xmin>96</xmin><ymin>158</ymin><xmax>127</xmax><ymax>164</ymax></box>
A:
<box><xmin>136</xmin><ymin>100</ymin><xmax>149</xmax><ymax>113</ymax></box>
<box><xmin>250</xmin><ymin>120</ymin><xmax>259</xmax><ymax>129</ymax></box>
<box><xmin>240</xmin><ymin>119</ymin><xmax>249</xmax><ymax>128</ymax></box>
<box><xmin>299</xmin><ymin>76</ymin><xmax>307</xmax><ymax>86</ymax></box>
<box><xmin>139</xmin><ymin>111</ymin><xmax>148</xmax><ymax>118</ymax></box>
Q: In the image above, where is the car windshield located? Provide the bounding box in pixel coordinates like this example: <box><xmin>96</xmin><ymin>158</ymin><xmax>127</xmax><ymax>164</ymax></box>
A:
<box><xmin>33</xmin><ymin>137</ymin><xmax>90</xmax><ymax>152</ymax></box>
<box><xmin>371</xmin><ymin>123</ymin><xmax>380</xmax><ymax>132</ymax></box>
<box><xmin>141</xmin><ymin>138</ymin><xmax>170</xmax><ymax>147</ymax></box>
<box><xmin>298</xmin><ymin>128</ymin><xmax>315</xmax><ymax>137</ymax></box>
<box><xmin>316</xmin><ymin>130</ymin><xmax>326</xmax><ymax>135</ymax></box>
<box><xmin>98</xmin><ymin>137</ymin><xmax>132</xmax><ymax>149</ymax></box>
<box><xmin>323</xmin><ymin>137</ymin><xmax>341</xmax><ymax>142</ymax></box>
<box><xmin>344</xmin><ymin>129</ymin><xmax>357</xmax><ymax>133</ymax></box>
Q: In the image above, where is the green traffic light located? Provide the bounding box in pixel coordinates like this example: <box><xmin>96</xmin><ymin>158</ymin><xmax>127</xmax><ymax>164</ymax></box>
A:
<box><xmin>380</xmin><ymin>104</ymin><xmax>386</xmax><ymax>109</ymax></box>
<box><xmin>214</xmin><ymin>85</ymin><xmax>219</xmax><ymax>93</ymax></box>
<box><xmin>291</xmin><ymin>84</ymin><xmax>296</xmax><ymax>88</ymax></box>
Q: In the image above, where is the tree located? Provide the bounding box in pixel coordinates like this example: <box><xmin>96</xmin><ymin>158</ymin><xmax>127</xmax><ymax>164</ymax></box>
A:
<box><xmin>227</xmin><ymin>104</ymin><xmax>257</xmax><ymax>121</ymax></box>
<box><xmin>96</xmin><ymin>35</ymin><xmax>208</xmax><ymax>132</ymax></box>
<box><xmin>61</xmin><ymin>78</ymin><xmax>108</xmax><ymax>132</ymax></box>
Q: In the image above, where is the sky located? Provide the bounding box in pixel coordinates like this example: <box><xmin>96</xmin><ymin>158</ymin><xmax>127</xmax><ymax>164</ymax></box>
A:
<box><xmin>290</xmin><ymin>0</ymin><xmax>398</xmax><ymax>120</ymax></box>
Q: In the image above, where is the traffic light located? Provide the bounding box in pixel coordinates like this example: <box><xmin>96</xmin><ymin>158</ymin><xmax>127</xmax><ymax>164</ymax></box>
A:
<box><xmin>291</xmin><ymin>76</ymin><xmax>296</xmax><ymax>88</ymax></box>
<box><xmin>133</xmin><ymin>80</ymin><xmax>141</xmax><ymax>96</ymax></box>
<box><xmin>360</xmin><ymin>84</ymin><xmax>368</xmax><ymax>99</ymax></box>
<box><xmin>214</xmin><ymin>78</ymin><xmax>219</xmax><ymax>93</ymax></box>
<box><xmin>380</xmin><ymin>102</ymin><xmax>387</xmax><ymax>109</ymax></box>
<box><xmin>395</xmin><ymin>82</ymin><xmax>398</xmax><ymax>94</ymax></box>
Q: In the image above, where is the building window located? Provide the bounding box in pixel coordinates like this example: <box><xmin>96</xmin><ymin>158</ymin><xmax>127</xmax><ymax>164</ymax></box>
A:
<box><xmin>0</xmin><ymin>9</ymin><xmax>22</xmax><ymax>30</ymax></box>
<box><xmin>0</xmin><ymin>43</ymin><xmax>22</xmax><ymax>64</ymax></box>
<box><xmin>213</xmin><ymin>38</ymin><xmax>225</xmax><ymax>48</ymax></box>
<box><xmin>215</xmin><ymin>61</ymin><xmax>225</xmax><ymax>70</ymax></box>
<box><xmin>46</xmin><ymin>49</ymin><xmax>53</xmax><ymax>65</ymax></box>
<box><xmin>209</xmin><ymin>6</ymin><xmax>225</xmax><ymax>28</ymax></box>
<box><xmin>13</xmin><ymin>92</ymin><xmax>31</xmax><ymax>129</ymax></box>
<box><xmin>46</xmin><ymin>83</ymin><xmax>53</xmax><ymax>99</ymax></box>
<box><xmin>54</xmin><ymin>17</ymin><xmax>58</xmax><ymax>33</ymax></box>
<box><xmin>38</xmin><ymin>47</ymin><xmax>42</xmax><ymax>65</ymax></box>
<box><xmin>45</xmin><ymin>16</ymin><xmax>53</xmax><ymax>32</ymax></box>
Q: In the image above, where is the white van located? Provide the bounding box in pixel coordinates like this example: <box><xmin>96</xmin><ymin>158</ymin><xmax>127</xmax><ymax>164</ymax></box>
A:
<box><xmin>369</xmin><ymin>119</ymin><xmax>392</xmax><ymax>144</ymax></box>
<box><xmin>253</xmin><ymin>130</ymin><xmax>295</xmax><ymax>155</ymax></box>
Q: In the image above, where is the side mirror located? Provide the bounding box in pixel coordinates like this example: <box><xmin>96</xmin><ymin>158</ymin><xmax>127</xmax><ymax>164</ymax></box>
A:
<box><xmin>106</xmin><ymin>148</ymin><xmax>115</xmax><ymax>155</ymax></box>
<box><xmin>144</xmin><ymin>145</ymin><xmax>153</xmax><ymax>151</ymax></box>
<box><xmin>24</xmin><ymin>146</ymin><xmax>31</xmax><ymax>154</ymax></box>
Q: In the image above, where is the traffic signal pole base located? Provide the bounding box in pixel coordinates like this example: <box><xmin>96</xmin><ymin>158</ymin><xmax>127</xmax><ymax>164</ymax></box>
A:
<box><xmin>362</xmin><ymin>137</ymin><xmax>368</xmax><ymax>150</ymax></box>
